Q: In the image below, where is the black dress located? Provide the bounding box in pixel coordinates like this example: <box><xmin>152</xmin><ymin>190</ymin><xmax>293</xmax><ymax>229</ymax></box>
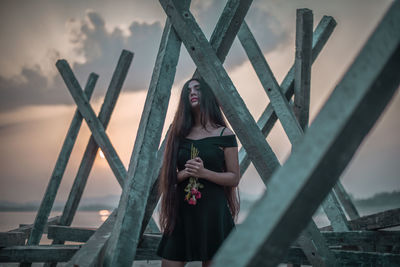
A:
<box><xmin>156</xmin><ymin>129</ymin><xmax>238</xmax><ymax>261</ymax></box>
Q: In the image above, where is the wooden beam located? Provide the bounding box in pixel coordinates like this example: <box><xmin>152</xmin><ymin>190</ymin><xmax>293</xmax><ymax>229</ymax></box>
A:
<box><xmin>284</xmin><ymin>248</ymin><xmax>400</xmax><ymax>266</ymax></box>
<box><xmin>102</xmin><ymin>2</ymin><xmax>190</xmax><ymax>266</ymax></box>
<box><xmin>238</xmin><ymin>21</ymin><xmax>303</xmax><ymax>146</ymax></box>
<box><xmin>159</xmin><ymin>0</ymin><xmax>282</xmax><ymax>182</ymax></box>
<box><xmin>0</xmin><ymin>232</ymin><xmax>25</xmax><ymax>247</ymax></box>
<box><xmin>321</xmin><ymin>231</ymin><xmax>400</xmax><ymax>249</ymax></box>
<box><xmin>3</xmin><ymin>243</ymin><xmax>399</xmax><ymax>265</ymax></box>
<box><xmin>47</xmin><ymin>226</ymin><xmax>95</xmax><ymax>243</ymax></box>
<box><xmin>139</xmin><ymin>134</ymin><xmax>166</xmax><ymax>238</ymax></box>
<box><xmin>8</xmin><ymin>216</ymin><xmax>60</xmax><ymax>237</ymax></box>
<box><xmin>322</xmin><ymin>191</ymin><xmax>351</xmax><ymax>231</ymax></box>
<box><xmin>193</xmin><ymin>0</ymin><xmax>254</xmax><ymax>79</ymax></box>
<box><xmin>56</xmin><ymin>60</ymin><xmax>128</xmax><ymax>186</ymax></box>
<box><xmin>239</xmin><ymin>14</ymin><xmax>353</xmax><ymax>237</ymax></box>
<box><xmin>294</xmin><ymin>8</ymin><xmax>313</xmax><ymax>131</ymax></box>
<box><xmin>238</xmin><ymin>15</ymin><xmax>337</xmax><ymax>176</ymax></box>
<box><xmin>238</xmin><ymin>17</ymin><xmax>336</xmax><ymax>267</ymax></box>
<box><xmin>26</xmin><ymin>73</ymin><xmax>98</xmax><ymax>247</ymax></box>
<box><xmin>321</xmin><ymin>208</ymin><xmax>400</xmax><ymax>231</ymax></box>
<box><xmin>57</xmin><ymin>50</ymin><xmax>133</xmax><ymax>228</ymax></box>
<box><xmin>333</xmin><ymin>182</ymin><xmax>360</xmax><ymax>220</ymax></box>
<box><xmin>212</xmin><ymin>1</ymin><xmax>400</xmax><ymax>266</ymax></box>
<box><xmin>0</xmin><ymin>245</ymin><xmax>80</xmax><ymax>263</ymax></box>
<box><xmin>42</xmin><ymin>51</ymin><xmax>133</xmax><ymax>267</ymax></box>
<box><xmin>65</xmin><ymin>209</ymin><xmax>117</xmax><ymax>267</ymax></box>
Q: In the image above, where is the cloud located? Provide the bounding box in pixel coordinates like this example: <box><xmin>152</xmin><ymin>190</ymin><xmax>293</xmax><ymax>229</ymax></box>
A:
<box><xmin>0</xmin><ymin>2</ymin><xmax>288</xmax><ymax>112</ymax></box>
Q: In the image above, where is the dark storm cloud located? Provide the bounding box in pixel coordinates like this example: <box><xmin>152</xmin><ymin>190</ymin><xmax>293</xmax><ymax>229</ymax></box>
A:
<box><xmin>0</xmin><ymin>2</ymin><xmax>288</xmax><ymax>112</ymax></box>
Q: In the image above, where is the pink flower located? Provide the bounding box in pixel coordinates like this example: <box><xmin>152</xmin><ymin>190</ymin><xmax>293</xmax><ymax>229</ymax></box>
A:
<box><xmin>191</xmin><ymin>188</ymin><xmax>198</xmax><ymax>194</ymax></box>
<box><xmin>195</xmin><ymin>191</ymin><xmax>202</xmax><ymax>199</ymax></box>
<box><xmin>188</xmin><ymin>197</ymin><xmax>197</xmax><ymax>205</ymax></box>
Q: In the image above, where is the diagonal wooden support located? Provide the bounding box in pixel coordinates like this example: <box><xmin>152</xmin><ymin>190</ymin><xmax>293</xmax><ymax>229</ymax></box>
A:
<box><xmin>294</xmin><ymin>8</ymin><xmax>313</xmax><ymax>131</ymax></box>
<box><xmin>238</xmin><ymin>15</ymin><xmax>337</xmax><ymax>176</ymax></box>
<box><xmin>58</xmin><ymin>50</ymin><xmax>133</xmax><ymax>229</ymax></box>
<box><xmin>239</xmin><ymin>17</ymin><xmax>336</xmax><ymax>267</ymax></box>
<box><xmin>43</xmin><ymin>51</ymin><xmax>133</xmax><ymax>267</ymax></box>
<box><xmin>238</xmin><ymin>15</ymin><xmax>358</xmax><ymax>231</ymax></box>
<box><xmin>25</xmin><ymin>74</ymin><xmax>98</xmax><ymax>247</ymax></box>
<box><xmin>159</xmin><ymin>0</ymin><xmax>280</xmax><ymax>184</ymax></box>
<box><xmin>320</xmin><ymin>208</ymin><xmax>400</xmax><ymax>231</ymax></box>
<box><xmin>102</xmin><ymin>2</ymin><xmax>191</xmax><ymax>265</ymax></box>
<box><xmin>139</xmin><ymin>131</ymin><xmax>167</xmax><ymax>238</ymax></box>
<box><xmin>322</xmin><ymin>190</ymin><xmax>351</xmax><ymax>231</ymax></box>
<box><xmin>139</xmin><ymin>0</ymin><xmax>255</xmax><ymax>242</ymax></box>
<box><xmin>56</xmin><ymin>60</ymin><xmax>127</xmax><ymax>186</ymax></box>
<box><xmin>238</xmin><ymin>21</ymin><xmax>303</xmax><ymax>146</ymax></box>
<box><xmin>66</xmin><ymin>209</ymin><xmax>117</xmax><ymax>267</ymax></box>
<box><xmin>40</xmin><ymin>50</ymin><xmax>134</xmax><ymax>267</ymax></box>
<box><xmin>192</xmin><ymin>0</ymin><xmax>254</xmax><ymax>78</ymax></box>
<box><xmin>212</xmin><ymin>1</ymin><xmax>400</xmax><ymax>265</ymax></box>
<box><xmin>333</xmin><ymin>182</ymin><xmax>360</xmax><ymax>220</ymax></box>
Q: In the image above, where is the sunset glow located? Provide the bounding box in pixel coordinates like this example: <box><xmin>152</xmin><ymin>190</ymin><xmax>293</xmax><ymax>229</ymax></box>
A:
<box><xmin>99</xmin><ymin>149</ymin><xmax>105</xmax><ymax>159</ymax></box>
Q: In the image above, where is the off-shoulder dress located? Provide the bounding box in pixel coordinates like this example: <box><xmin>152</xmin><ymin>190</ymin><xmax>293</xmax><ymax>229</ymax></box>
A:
<box><xmin>156</xmin><ymin>127</ymin><xmax>238</xmax><ymax>261</ymax></box>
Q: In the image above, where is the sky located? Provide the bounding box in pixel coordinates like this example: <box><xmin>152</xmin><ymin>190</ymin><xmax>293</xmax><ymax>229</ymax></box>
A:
<box><xmin>0</xmin><ymin>0</ymin><xmax>398</xmax><ymax>205</ymax></box>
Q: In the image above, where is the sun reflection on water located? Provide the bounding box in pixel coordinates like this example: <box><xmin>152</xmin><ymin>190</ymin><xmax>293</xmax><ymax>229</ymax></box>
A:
<box><xmin>98</xmin><ymin>209</ymin><xmax>110</xmax><ymax>222</ymax></box>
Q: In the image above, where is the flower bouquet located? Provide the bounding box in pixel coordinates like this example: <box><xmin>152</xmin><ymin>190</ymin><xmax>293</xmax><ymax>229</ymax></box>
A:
<box><xmin>184</xmin><ymin>143</ymin><xmax>204</xmax><ymax>205</ymax></box>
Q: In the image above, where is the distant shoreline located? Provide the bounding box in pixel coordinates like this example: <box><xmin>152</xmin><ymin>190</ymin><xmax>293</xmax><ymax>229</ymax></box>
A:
<box><xmin>1</xmin><ymin>190</ymin><xmax>398</xmax><ymax>212</ymax></box>
<box><xmin>0</xmin><ymin>205</ymin><xmax>116</xmax><ymax>212</ymax></box>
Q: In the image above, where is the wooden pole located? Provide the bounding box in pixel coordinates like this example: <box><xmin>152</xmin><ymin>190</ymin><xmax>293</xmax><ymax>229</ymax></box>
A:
<box><xmin>24</xmin><ymin>73</ymin><xmax>98</xmax><ymax>249</ymax></box>
<box><xmin>102</xmin><ymin>2</ymin><xmax>191</xmax><ymax>265</ymax></box>
<box><xmin>212</xmin><ymin>1</ymin><xmax>400</xmax><ymax>265</ymax></box>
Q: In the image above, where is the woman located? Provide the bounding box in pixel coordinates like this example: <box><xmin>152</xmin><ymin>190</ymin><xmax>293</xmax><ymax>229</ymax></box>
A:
<box><xmin>156</xmin><ymin>77</ymin><xmax>240</xmax><ymax>267</ymax></box>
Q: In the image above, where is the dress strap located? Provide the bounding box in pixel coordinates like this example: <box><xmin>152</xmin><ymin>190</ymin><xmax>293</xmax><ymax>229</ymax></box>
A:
<box><xmin>219</xmin><ymin>127</ymin><xmax>226</xmax><ymax>136</ymax></box>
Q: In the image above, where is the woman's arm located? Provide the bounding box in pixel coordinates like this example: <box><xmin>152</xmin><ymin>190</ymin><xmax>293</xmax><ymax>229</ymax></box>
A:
<box><xmin>184</xmin><ymin>146</ymin><xmax>240</xmax><ymax>187</ymax></box>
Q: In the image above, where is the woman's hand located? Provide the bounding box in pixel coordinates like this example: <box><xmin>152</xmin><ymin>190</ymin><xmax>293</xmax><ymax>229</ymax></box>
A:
<box><xmin>177</xmin><ymin>169</ymin><xmax>191</xmax><ymax>183</ymax></box>
<box><xmin>184</xmin><ymin>157</ymin><xmax>206</xmax><ymax>178</ymax></box>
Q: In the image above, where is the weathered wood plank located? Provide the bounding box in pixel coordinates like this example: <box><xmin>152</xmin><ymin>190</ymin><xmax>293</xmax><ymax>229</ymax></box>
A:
<box><xmin>238</xmin><ymin>17</ymin><xmax>336</xmax><ymax>267</ymax></box>
<box><xmin>58</xmin><ymin>50</ymin><xmax>133</xmax><ymax>228</ymax></box>
<box><xmin>26</xmin><ymin>74</ymin><xmax>98</xmax><ymax>248</ymax></box>
<box><xmin>321</xmin><ymin>231</ymin><xmax>400</xmax><ymax>249</ymax></box>
<box><xmin>238</xmin><ymin>22</ymin><xmax>303</xmax><ymax>147</ymax></box>
<box><xmin>65</xmin><ymin>209</ymin><xmax>117</xmax><ymax>267</ymax></box>
<box><xmin>320</xmin><ymin>208</ymin><xmax>400</xmax><ymax>231</ymax></box>
<box><xmin>47</xmin><ymin>226</ymin><xmax>95</xmax><ymax>243</ymax></box>
<box><xmin>0</xmin><ymin>245</ymin><xmax>80</xmax><ymax>263</ymax></box>
<box><xmin>212</xmin><ymin>1</ymin><xmax>400</xmax><ymax>265</ymax></box>
<box><xmin>8</xmin><ymin>216</ymin><xmax>60</xmax><ymax>237</ymax></box>
<box><xmin>350</xmin><ymin>208</ymin><xmax>400</xmax><ymax>230</ymax></box>
<box><xmin>102</xmin><ymin>2</ymin><xmax>190</xmax><ymax>266</ymax></box>
<box><xmin>322</xmin><ymin>191</ymin><xmax>351</xmax><ymax>232</ymax></box>
<box><xmin>238</xmin><ymin>15</ymin><xmax>337</xmax><ymax>176</ymax></box>
<box><xmin>294</xmin><ymin>8</ymin><xmax>313</xmax><ymax>131</ymax></box>
<box><xmin>0</xmin><ymin>232</ymin><xmax>25</xmax><ymax>247</ymax></box>
<box><xmin>42</xmin><ymin>51</ymin><xmax>133</xmax><ymax>267</ymax></box>
<box><xmin>333</xmin><ymin>182</ymin><xmax>360</xmax><ymax>220</ymax></box>
<box><xmin>110</xmin><ymin>233</ymin><xmax>400</xmax><ymax>264</ymax></box>
<box><xmin>285</xmin><ymin>248</ymin><xmax>400</xmax><ymax>266</ymax></box>
<box><xmin>56</xmin><ymin>60</ymin><xmax>127</xmax><ymax>186</ymax></box>
<box><xmin>139</xmin><ymin>132</ymin><xmax>167</xmax><ymax>238</ymax></box>
<box><xmin>193</xmin><ymin>0</ymin><xmax>254</xmax><ymax>79</ymax></box>
<box><xmin>3</xmin><ymin>243</ymin><xmax>399</xmax><ymax>265</ymax></box>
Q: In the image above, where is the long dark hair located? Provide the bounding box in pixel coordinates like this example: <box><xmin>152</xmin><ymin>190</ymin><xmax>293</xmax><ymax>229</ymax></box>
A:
<box><xmin>158</xmin><ymin>77</ymin><xmax>240</xmax><ymax>235</ymax></box>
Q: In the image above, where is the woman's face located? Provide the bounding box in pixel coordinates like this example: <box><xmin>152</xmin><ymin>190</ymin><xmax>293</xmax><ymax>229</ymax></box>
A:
<box><xmin>188</xmin><ymin>80</ymin><xmax>201</xmax><ymax>109</ymax></box>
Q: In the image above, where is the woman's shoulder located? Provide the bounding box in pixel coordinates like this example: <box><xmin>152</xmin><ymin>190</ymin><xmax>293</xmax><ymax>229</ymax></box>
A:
<box><xmin>217</xmin><ymin>126</ymin><xmax>234</xmax><ymax>136</ymax></box>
